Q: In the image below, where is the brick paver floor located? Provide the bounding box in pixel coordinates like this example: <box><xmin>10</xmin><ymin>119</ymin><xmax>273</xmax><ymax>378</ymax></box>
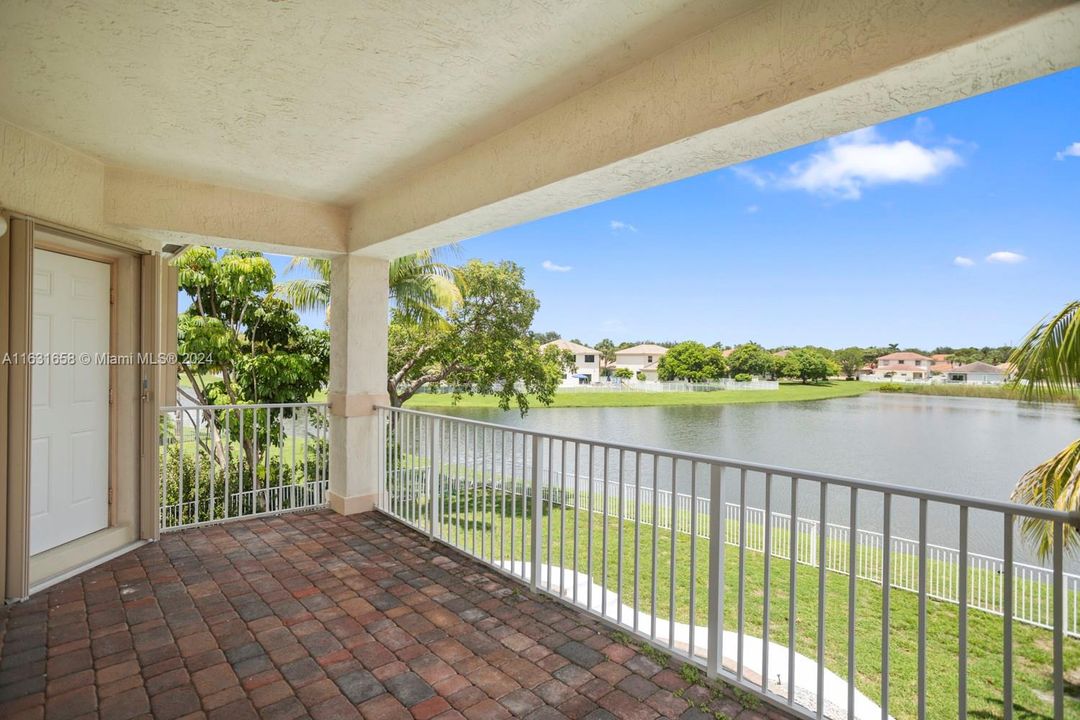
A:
<box><xmin>0</xmin><ymin>510</ymin><xmax>796</xmax><ymax>720</ymax></box>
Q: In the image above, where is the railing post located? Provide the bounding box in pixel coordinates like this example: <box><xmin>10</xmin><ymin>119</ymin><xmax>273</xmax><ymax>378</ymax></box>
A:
<box><xmin>428</xmin><ymin>415</ymin><xmax>438</xmax><ymax>541</ymax></box>
<box><xmin>530</xmin><ymin>434</ymin><xmax>542</xmax><ymax>592</ymax></box>
<box><xmin>706</xmin><ymin>463</ymin><xmax>725</xmax><ymax>679</ymax></box>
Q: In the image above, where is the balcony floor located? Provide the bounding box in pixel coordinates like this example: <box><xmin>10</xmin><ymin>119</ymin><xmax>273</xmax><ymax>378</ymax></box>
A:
<box><xmin>0</xmin><ymin>510</ymin><xmax>793</xmax><ymax>720</ymax></box>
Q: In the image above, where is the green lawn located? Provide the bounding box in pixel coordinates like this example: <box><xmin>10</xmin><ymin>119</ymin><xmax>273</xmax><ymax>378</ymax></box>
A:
<box><xmin>168</xmin><ymin>435</ymin><xmax>322</xmax><ymax>467</ymax></box>
<box><xmin>389</xmin><ymin>488</ymin><xmax>1076</xmax><ymax>720</ymax></box>
<box><xmin>405</xmin><ymin>381</ymin><xmax>874</xmax><ymax>409</ymax></box>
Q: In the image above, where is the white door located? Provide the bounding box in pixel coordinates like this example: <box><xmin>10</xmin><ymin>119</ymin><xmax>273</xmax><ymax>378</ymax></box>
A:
<box><xmin>30</xmin><ymin>250</ymin><xmax>111</xmax><ymax>555</ymax></box>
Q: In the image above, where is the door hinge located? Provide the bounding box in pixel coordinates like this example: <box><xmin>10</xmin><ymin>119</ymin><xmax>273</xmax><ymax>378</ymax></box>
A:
<box><xmin>108</xmin><ymin>486</ymin><xmax>114</xmax><ymax>504</ymax></box>
<box><xmin>109</xmin><ymin>386</ymin><xmax>114</xmax><ymax>405</ymax></box>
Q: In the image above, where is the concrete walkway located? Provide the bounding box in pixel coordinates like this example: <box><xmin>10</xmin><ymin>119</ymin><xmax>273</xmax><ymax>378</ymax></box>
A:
<box><xmin>499</xmin><ymin>561</ymin><xmax>892</xmax><ymax>720</ymax></box>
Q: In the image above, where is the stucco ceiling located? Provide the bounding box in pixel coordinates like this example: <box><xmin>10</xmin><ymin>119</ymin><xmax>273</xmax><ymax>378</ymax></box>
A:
<box><xmin>0</xmin><ymin>0</ymin><xmax>756</xmax><ymax>205</ymax></box>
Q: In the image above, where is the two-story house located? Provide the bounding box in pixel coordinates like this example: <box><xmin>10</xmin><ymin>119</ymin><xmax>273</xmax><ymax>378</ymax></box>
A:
<box><xmin>874</xmin><ymin>351</ymin><xmax>933</xmax><ymax>380</ymax></box>
<box><xmin>541</xmin><ymin>339</ymin><xmax>602</xmax><ymax>385</ymax></box>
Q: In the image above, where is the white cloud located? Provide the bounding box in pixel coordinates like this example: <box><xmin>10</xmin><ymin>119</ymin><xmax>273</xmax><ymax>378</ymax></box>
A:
<box><xmin>785</xmin><ymin>129</ymin><xmax>961</xmax><ymax>199</ymax></box>
<box><xmin>953</xmin><ymin>256</ymin><xmax>974</xmax><ymax>267</ymax></box>
<box><xmin>541</xmin><ymin>260</ymin><xmax>572</xmax><ymax>272</ymax></box>
<box><xmin>985</xmin><ymin>251</ymin><xmax>1026</xmax><ymax>264</ymax></box>
<box><xmin>734</xmin><ymin>126</ymin><xmax>962</xmax><ymax>200</ymax></box>
<box><xmin>730</xmin><ymin>165</ymin><xmax>768</xmax><ymax>189</ymax></box>
<box><xmin>745</xmin><ymin>204</ymin><xmax>760</xmax><ymax>214</ymax></box>
<box><xmin>1055</xmin><ymin>142</ymin><xmax>1080</xmax><ymax>160</ymax></box>
<box><xmin>610</xmin><ymin>220</ymin><xmax>637</xmax><ymax>232</ymax></box>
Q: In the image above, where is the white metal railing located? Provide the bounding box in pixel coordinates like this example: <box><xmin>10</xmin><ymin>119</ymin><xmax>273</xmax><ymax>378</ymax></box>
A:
<box><xmin>377</xmin><ymin>405</ymin><xmax>1077</xmax><ymax>720</ymax></box>
<box><xmin>518</xmin><ymin>476</ymin><xmax>1078</xmax><ymax>637</ymax></box>
<box><xmin>159</xmin><ymin>402</ymin><xmax>329</xmax><ymax>531</ymax></box>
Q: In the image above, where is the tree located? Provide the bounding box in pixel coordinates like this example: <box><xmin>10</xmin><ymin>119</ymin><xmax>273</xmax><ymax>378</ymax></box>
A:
<box><xmin>387</xmin><ymin>260</ymin><xmax>572</xmax><ymax>412</ymax></box>
<box><xmin>613</xmin><ymin>368</ymin><xmax>634</xmax><ymax>380</ymax></box>
<box><xmin>1008</xmin><ymin>300</ymin><xmax>1080</xmax><ymax>556</ymax></box>
<box><xmin>727</xmin><ymin>342</ymin><xmax>774</xmax><ymax>378</ymax></box>
<box><xmin>175</xmin><ymin>248</ymin><xmax>330</xmax><ymax>475</ymax></box>
<box><xmin>277</xmin><ymin>249</ymin><xmax>461</xmax><ymax>325</ymax></box>
<box><xmin>594</xmin><ymin>338</ymin><xmax>618</xmax><ymax>377</ymax></box>
<box><xmin>835</xmin><ymin>347</ymin><xmax>865</xmax><ymax>379</ymax></box>
<box><xmin>532</xmin><ymin>330</ymin><xmax>561</xmax><ymax>344</ymax></box>
<box><xmin>933</xmin><ymin>345</ymin><xmax>1015</xmax><ymax>365</ymax></box>
<box><xmin>176</xmin><ymin>248</ymin><xmax>329</xmax><ymax>408</ymax></box>
<box><xmin>776</xmin><ymin>348</ymin><xmax>837</xmax><ymax>383</ymax></box>
<box><xmin>657</xmin><ymin>341</ymin><xmax>727</xmax><ymax>382</ymax></box>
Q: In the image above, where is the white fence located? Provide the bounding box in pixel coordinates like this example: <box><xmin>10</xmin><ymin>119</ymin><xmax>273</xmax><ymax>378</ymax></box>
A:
<box><xmin>378</xmin><ymin>406</ymin><xmax>1077</xmax><ymax>720</ymax></box>
<box><xmin>560</xmin><ymin>379</ymin><xmax>779</xmax><ymax>392</ymax></box>
<box><xmin>159</xmin><ymin>402</ymin><xmax>329</xmax><ymax>531</ymax></box>
<box><xmin>389</xmin><ymin>469</ymin><xmax>1079</xmax><ymax>638</ymax></box>
<box><xmin>583</xmin><ymin>477</ymin><xmax>1078</xmax><ymax>637</ymax></box>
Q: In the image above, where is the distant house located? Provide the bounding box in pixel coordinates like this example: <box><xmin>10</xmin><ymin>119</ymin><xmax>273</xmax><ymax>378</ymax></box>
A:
<box><xmin>930</xmin><ymin>353</ymin><xmax>961</xmax><ymax>375</ymax></box>
<box><xmin>947</xmin><ymin>361</ymin><xmax>1007</xmax><ymax>384</ymax></box>
<box><xmin>615</xmin><ymin>343</ymin><xmax>669</xmax><ymax>382</ymax></box>
<box><xmin>874</xmin><ymin>351</ymin><xmax>933</xmax><ymax>380</ymax></box>
<box><xmin>541</xmin><ymin>339</ymin><xmax>601</xmax><ymax>385</ymax></box>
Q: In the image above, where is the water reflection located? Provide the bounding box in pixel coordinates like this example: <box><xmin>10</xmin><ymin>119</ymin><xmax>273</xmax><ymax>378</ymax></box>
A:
<box><xmin>427</xmin><ymin>393</ymin><xmax>1079</xmax><ymax>568</ymax></box>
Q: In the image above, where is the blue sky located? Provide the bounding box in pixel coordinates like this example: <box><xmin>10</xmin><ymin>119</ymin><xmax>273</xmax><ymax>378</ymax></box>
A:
<box><xmin>453</xmin><ymin>67</ymin><xmax>1080</xmax><ymax>349</ymax></box>
<box><xmin>267</xmin><ymin>67</ymin><xmax>1079</xmax><ymax>349</ymax></box>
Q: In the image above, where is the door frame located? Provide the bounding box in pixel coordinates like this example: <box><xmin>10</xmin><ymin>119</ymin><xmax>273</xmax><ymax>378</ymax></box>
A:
<box><xmin>2</xmin><ymin>215</ymin><xmax>160</xmax><ymax>601</ymax></box>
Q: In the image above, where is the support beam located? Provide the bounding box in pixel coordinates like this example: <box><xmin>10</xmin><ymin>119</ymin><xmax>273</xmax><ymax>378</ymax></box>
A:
<box><xmin>350</xmin><ymin>1</ymin><xmax>1080</xmax><ymax>257</ymax></box>
<box><xmin>104</xmin><ymin>166</ymin><xmax>349</xmax><ymax>256</ymax></box>
<box><xmin>327</xmin><ymin>254</ymin><xmax>389</xmax><ymax>515</ymax></box>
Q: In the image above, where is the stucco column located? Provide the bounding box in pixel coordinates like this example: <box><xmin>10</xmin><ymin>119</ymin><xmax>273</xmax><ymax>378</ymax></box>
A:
<box><xmin>328</xmin><ymin>254</ymin><xmax>389</xmax><ymax>515</ymax></box>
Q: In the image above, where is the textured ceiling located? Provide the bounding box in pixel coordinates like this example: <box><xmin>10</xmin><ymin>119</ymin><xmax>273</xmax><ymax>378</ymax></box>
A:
<box><xmin>0</xmin><ymin>0</ymin><xmax>755</xmax><ymax>205</ymax></box>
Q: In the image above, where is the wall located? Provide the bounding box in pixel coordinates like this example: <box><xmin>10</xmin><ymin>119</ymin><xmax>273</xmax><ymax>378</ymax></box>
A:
<box><xmin>0</xmin><ymin>145</ymin><xmax>170</xmax><ymax>598</ymax></box>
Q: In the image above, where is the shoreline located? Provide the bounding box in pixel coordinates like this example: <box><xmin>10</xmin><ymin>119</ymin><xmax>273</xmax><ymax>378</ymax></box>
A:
<box><xmin>404</xmin><ymin>380</ymin><xmax>1079</xmax><ymax>410</ymax></box>
<box><xmin>404</xmin><ymin>381</ymin><xmax>873</xmax><ymax>409</ymax></box>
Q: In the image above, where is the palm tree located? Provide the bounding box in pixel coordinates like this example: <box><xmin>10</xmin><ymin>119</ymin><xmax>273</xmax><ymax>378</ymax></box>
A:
<box><xmin>387</xmin><ymin>252</ymin><xmax>463</xmax><ymax>325</ymax></box>
<box><xmin>276</xmin><ymin>249</ymin><xmax>462</xmax><ymax>323</ymax></box>
<box><xmin>1008</xmin><ymin>300</ymin><xmax>1080</xmax><ymax>556</ymax></box>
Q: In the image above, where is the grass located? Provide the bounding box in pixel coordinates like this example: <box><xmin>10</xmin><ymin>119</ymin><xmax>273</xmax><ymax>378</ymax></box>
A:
<box><xmin>170</xmin><ymin>436</ymin><xmax>321</xmax><ymax>467</ymax></box>
<box><xmin>405</xmin><ymin>381</ymin><xmax>875</xmax><ymax>409</ymax></box>
<box><xmin>391</xmin><ymin>488</ymin><xmax>1077</xmax><ymax>720</ymax></box>
<box><xmin>876</xmin><ymin>382</ymin><xmax>1080</xmax><ymax>404</ymax></box>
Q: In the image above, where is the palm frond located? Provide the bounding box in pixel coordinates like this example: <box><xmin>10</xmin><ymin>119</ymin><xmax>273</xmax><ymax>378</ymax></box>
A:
<box><xmin>389</xmin><ymin>250</ymin><xmax>463</xmax><ymax>326</ymax></box>
<box><xmin>283</xmin><ymin>256</ymin><xmax>331</xmax><ymax>283</ymax></box>
<box><xmin>1008</xmin><ymin>300</ymin><xmax>1080</xmax><ymax>401</ymax></box>
<box><xmin>1012</xmin><ymin>438</ymin><xmax>1080</xmax><ymax>558</ymax></box>
<box><xmin>274</xmin><ymin>278</ymin><xmax>329</xmax><ymax>314</ymax></box>
<box><xmin>277</xmin><ymin>250</ymin><xmax>461</xmax><ymax>324</ymax></box>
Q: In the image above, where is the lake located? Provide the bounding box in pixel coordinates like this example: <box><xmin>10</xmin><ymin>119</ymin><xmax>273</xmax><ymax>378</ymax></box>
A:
<box><xmin>426</xmin><ymin>393</ymin><xmax>1080</xmax><ymax>566</ymax></box>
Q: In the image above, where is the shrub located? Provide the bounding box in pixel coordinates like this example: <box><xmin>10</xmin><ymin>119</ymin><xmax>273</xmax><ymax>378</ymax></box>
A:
<box><xmin>159</xmin><ymin>440</ymin><xmax>326</xmax><ymax>526</ymax></box>
<box><xmin>734</xmin><ymin>373</ymin><xmax>752</xmax><ymax>382</ymax></box>
<box><xmin>636</xmin><ymin>371</ymin><xmax>646</xmax><ymax>381</ymax></box>
<box><xmin>878</xmin><ymin>382</ymin><xmax>904</xmax><ymax>393</ymax></box>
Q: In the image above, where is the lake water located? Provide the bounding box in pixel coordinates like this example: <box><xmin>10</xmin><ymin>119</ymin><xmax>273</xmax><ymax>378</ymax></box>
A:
<box><xmin>427</xmin><ymin>393</ymin><xmax>1080</xmax><ymax>566</ymax></box>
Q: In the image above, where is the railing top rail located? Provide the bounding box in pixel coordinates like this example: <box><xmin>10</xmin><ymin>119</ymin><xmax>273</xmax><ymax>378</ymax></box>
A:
<box><xmin>378</xmin><ymin>404</ymin><xmax>1080</xmax><ymax>524</ymax></box>
<box><xmin>161</xmin><ymin>401</ymin><xmax>329</xmax><ymax>412</ymax></box>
